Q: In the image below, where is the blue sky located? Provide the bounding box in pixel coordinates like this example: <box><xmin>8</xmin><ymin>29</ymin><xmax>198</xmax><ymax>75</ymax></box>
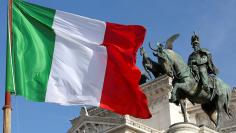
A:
<box><xmin>1</xmin><ymin>0</ymin><xmax>236</xmax><ymax>133</ymax></box>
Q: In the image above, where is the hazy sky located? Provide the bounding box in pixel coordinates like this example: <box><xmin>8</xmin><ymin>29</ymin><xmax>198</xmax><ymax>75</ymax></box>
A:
<box><xmin>1</xmin><ymin>0</ymin><xmax>236</xmax><ymax>133</ymax></box>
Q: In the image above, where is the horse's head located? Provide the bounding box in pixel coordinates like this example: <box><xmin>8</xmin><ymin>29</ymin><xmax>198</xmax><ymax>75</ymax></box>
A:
<box><xmin>149</xmin><ymin>43</ymin><xmax>174</xmax><ymax>77</ymax></box>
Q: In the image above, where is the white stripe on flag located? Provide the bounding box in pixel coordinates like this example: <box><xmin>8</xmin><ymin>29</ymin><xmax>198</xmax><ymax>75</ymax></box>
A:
<box><xmin>45</xmin><ymin>10</ymin><xmax>107</xmax><ymax>106</ymax></box>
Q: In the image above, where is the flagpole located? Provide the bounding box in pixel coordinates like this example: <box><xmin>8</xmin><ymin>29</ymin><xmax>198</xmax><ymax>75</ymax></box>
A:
<box><xmin>3</xmin><ymin>0</ymin><xmax>13</xmax><ymax>133</ymax></box>
<box><xmin>3</xmin><ymin>93</ymin><xmax>11</xmax><ymax>133</ymax></box>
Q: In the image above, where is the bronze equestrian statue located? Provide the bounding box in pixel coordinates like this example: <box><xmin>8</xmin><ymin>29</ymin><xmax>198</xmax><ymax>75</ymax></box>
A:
<box><xmin>140</xmin><ymin>33</ymin><xmax>179</xmax><ymax>79</ymax></box>
<box><xmin>149</xmin><ymin>34</ymin><xmax>233</xmax><ymax>131</ymax></box>
<box><xmin>140</xmin><ymin>46</ymin><xmax>164</xmax><ymax>78</ymax></box>
<box><xmin>188</xmin><ymin>33</ymin><xmax>218</xmax><ymax>101</ymax></box>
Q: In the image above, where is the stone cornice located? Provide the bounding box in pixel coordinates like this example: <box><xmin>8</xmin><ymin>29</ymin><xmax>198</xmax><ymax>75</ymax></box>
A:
<box><xmin>124</xmin><ymin>118</ymin><xmax>161</xmax><ymax>133</ymax></box>
<box><xmin>68</xmin><ymin>116</ymin><xmax>161</xmax><ymax>133</ymax></box>
<box><xmin>68</xmin><ymin>114</ymin><xmax>162</xmax><ymax>133</ymax></box>
<box><xmin>141</xmin><ymin>75</ymin><xmax>172</xmax><ymax>92</ymax></box>
<box><xmin>68</xmin><ymin>116</ymin><xmax>124</xmax><ymax>133</ymax></box>
<box><xmin>221</xmin><ymin>125</ymin><xmax>236</xmax><ymax>132</ymax></box>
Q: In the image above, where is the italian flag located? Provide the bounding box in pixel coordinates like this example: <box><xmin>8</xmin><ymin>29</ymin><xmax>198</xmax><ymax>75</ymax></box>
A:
<box><xmin>7</xmin><ymin>0</ymin><xmax>151</xmax><ymax>118</ymax></box>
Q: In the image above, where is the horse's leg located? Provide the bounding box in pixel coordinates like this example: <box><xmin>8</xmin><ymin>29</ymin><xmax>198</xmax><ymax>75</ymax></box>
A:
<box><xmin>170</xmin><ymin>82</ymin><xmax>191</xmax><ymax>101</ymax></box>
<box><xmin>180</xmin><ymin>99</ymin><xmax>188</xmax><ymax>122</ymax></box>
<box><xmin>216</xmin><ymin>96</ymin><xmax>224</xmax><ymax>131</ymax></box>
<box><xmin>170</xmin><ymin>85</ymin><xmax>177</xmax><ymax>101</ymax></box>
<box><xmin>169</xmin><ymin>84</ymin><xmax>181</xmax><ymax>105</ymax></box>
<box><xmin>211</xmin><ymin>111</ymin><xmax>218</xmax><ymax>127</ymax></box>
<box><xmin>201</xmin><ymin>103</ymin><xmax>217</xmax><ymax>126</ymax></box>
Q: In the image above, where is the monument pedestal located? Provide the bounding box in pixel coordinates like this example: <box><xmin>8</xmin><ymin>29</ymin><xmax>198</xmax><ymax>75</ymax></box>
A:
<box><xmin>167</xmin><ymin>122</ymin><xmax>218</xmax><ymax>133</ymax></box>
<box><xmin>133</xmin><ymin>76</ymin><xmax>184</xmax><ymax>131</ymax></box>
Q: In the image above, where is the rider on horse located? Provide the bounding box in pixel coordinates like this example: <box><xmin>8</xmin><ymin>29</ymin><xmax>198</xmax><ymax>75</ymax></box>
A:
<box><xmin>188</xmin><ymin>33</ymin><xmax>218</xmax><ymax>100</ymax></box>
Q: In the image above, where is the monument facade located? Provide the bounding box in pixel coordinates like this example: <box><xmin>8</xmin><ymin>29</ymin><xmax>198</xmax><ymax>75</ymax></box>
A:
<box><xmin>67</xmin><ymin>75</ymin><xmax>236</xmax><ymax>133</ymax></box>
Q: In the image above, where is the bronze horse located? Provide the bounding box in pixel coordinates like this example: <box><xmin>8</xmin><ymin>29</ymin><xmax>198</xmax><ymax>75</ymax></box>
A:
<box><xmin>140</xmin><ymin>46</ymin><xmax>164</xmax><ymax>78</ymax></box>
<box><xmin>150</xmin><ymin>44</ymin><xmax>232</xmax><ymax>130</ymax></box>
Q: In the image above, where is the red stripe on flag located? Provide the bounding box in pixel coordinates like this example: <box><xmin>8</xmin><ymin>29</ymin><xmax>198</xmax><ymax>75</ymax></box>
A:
<box><xmin>100</xmin><ymin>22</ymin><xmax>151</xmax><ymax>119</ymax></box>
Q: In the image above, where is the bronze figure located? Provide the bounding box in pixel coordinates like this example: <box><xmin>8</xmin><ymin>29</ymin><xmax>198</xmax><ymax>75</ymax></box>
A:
<box><xmin>188</xmin><ymin>33</ymin><xmax>218</xmax><ymax>101</ymax></box>
<box><xmin>140</xmin><ymin>46</ymin><xmax>164</xmax><ymax>79</ymax></box>
<box><xmin>149</xmin><ymin>33</ymin><xmax>233</xmax><ymax>131</ymax></box>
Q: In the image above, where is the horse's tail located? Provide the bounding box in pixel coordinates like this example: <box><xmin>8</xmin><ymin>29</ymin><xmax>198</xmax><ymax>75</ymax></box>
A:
<box><xmin>224</xmin><ymin>87</ymin><xmax>233</xmax><ymax>119</ymax></box>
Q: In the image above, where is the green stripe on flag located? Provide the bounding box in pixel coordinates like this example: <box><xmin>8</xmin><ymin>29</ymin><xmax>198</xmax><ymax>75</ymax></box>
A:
<box><xmin>6</xmin><ymin>0</ymin><xmax>56</xmax><ymax>101</ymax></box>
